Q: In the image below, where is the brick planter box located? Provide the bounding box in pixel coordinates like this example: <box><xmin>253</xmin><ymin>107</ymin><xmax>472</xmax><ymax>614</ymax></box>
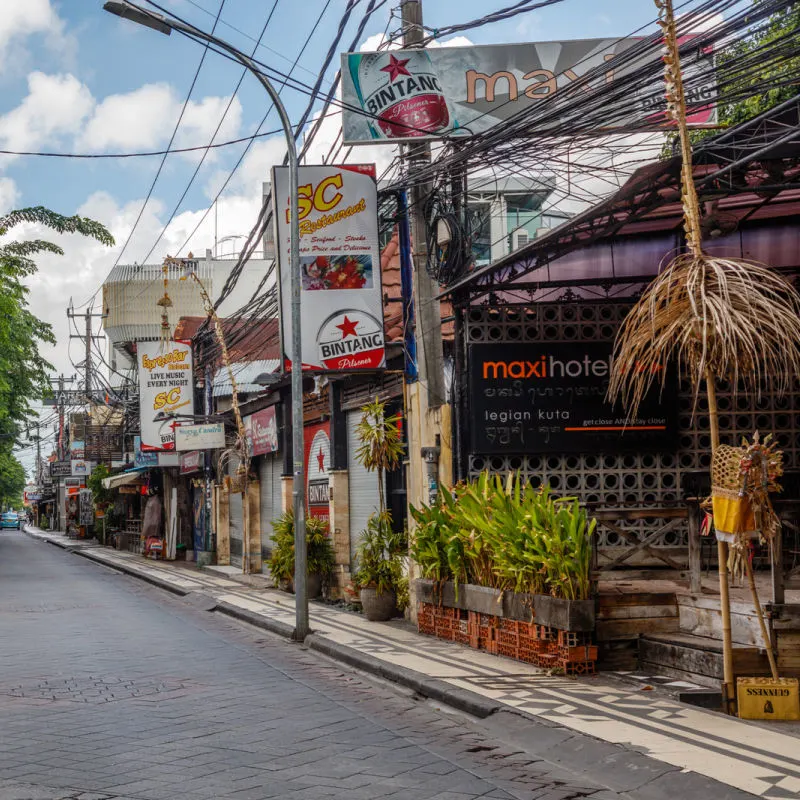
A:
<box><xmin>415</xmin><ymin>579</ymin><xmax>597</xmax><ymax>672</ymax></box>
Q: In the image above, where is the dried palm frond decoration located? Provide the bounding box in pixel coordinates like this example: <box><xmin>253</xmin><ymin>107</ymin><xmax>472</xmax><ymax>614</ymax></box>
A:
<box><xmin>608</xmin><ymin>0</ymin><xmax>800</xmax><ymax>709</ymax></box>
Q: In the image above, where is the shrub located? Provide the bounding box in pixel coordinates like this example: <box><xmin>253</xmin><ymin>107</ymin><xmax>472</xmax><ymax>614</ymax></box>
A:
<box><xmin>268</xmin><ymin>511</ymin><xmax>334</xmax><ymax>584</ymax></box>
<box><xmin>410</xmin><ymin>472</ymin><xmax>595</xmax><ymax>601</ymax></box>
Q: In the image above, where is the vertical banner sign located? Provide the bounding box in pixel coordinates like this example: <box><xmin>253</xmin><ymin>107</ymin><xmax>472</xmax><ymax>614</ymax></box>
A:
<box><xmin>272</xmin><ymin>164</ymin><xmax>386</xmax><ymax>372</ymax></box>
<box><xmin>244</xmin><ymin>406</ymin><xmax>279</xmax><ymax>456</ymax></box>
<box><xmin>304</xmin><ymin>421</ymin><xmax>330</xmax><ymax>522</ymax></box>
<box><xmin>137</xmin><ymin>341</ymin><xmax>195</xmax><ymax>451</ymax></box>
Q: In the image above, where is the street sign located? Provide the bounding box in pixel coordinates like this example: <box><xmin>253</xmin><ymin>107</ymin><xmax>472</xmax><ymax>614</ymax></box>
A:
<box><xmin>49</xmin><ymin>461</ymin><xmax>71</xmax><ymax>478</ymax></box>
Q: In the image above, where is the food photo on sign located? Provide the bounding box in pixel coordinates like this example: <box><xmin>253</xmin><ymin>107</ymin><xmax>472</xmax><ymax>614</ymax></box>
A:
<box><xmin>272</xmin><ymin>163</ymin><xmax>386</xmax><ymax>373</ymax></box>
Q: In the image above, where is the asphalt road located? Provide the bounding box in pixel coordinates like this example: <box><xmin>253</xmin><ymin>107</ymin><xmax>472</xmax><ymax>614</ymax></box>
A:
<box><xmin>0</xmin><ymin>531</ymin><xmax>753</xmax><ymax>800</ymax></box>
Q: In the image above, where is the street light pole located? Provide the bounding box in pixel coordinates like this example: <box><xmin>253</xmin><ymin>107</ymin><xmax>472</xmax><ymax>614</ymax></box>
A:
<box><xmin>103</xmin><ymin>0</ymin><xmax>308</xmax><ymax>639</ymax></box>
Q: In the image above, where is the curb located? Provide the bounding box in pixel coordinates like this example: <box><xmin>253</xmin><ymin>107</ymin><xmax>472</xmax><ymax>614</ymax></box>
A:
<box><xmin>77</xmin><ymin>549</ymin><xmax>189</xmax><ymax>597</ymax></box>
<box><xmin>304</xmin><ymin>633</ymin><xmax>501</xmax><ymax>719</ymax></box>
<box><xmin>214</xmin><ymin>600</ymin><xmax>297</xmax><ymax>640</ymax></box>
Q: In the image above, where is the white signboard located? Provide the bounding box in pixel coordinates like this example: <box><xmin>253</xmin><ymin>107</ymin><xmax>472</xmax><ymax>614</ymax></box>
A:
<box><xmin>272</xmin><ymin>164</ymin><xmax>386</xmax><ymax>372</ymax></box>
<box><xmin>175</xmin><ymin>422</ymin><xmax>226</xmax><ymax>452</ymax></box>
<box><xmin>137</xmin><ymin>341</ymin><xmax>195</xmax><ymax>451</ymax></box>
<box><xmin>341</xmin><ymin>39</ymin><xmax>715</xmax><ymax>144</ymax></box>
<box><xmin>71</xmin><ymin>460</ymin><xmax>92</xmax><ymax>477</ymax></box>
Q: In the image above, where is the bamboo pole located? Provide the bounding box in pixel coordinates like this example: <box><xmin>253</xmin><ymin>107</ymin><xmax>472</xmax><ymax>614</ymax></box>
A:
<box><xmin>705</xmin><ymin>369</ymin><xmax>735</xmax><ymax>713</ymax></box>
<box><xmin>745</xmin><ymin>557</ymin><xmax>779</xmax><ymax>680</ymax></box>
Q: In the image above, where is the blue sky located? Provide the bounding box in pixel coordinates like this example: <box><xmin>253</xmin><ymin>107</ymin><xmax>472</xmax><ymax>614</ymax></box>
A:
<box><xmin>3</xmin><ymin>0</ymin><xmax>666</xmax><ymax>472</ymax></box>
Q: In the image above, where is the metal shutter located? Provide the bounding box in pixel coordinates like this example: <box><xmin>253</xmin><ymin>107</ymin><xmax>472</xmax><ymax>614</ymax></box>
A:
<box><xmin>347</xmin><ymin>409</ymin><xmax>379</xmax><ymax>566</ymax></box>
<box><xmin>258</xmin><ymin>455</ymin><xmax>284</xmax><ymax>565</ymax></box>
<box><xmin>228</xmin><ymin>463</ymin><xmax>243</xmax><ymax>568</ymax></box>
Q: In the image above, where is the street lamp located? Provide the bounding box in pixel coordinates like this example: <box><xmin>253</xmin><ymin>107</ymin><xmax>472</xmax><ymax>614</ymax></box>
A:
<box><xmin>103</xmin><ymin>0</ymin><xmax>309</xmax><ymax>640</ymax></box>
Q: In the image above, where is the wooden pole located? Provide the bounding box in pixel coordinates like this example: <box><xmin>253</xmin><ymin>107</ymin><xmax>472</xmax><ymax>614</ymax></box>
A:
<box><xmin>706</xmin><ymin>370</ymin><xmax>735</xmax><ymax>714</ymax></box>
<box><xmin>745</xmin><ymin>557</ymin><xmax>779</xmax><ymax>680</ymax></box>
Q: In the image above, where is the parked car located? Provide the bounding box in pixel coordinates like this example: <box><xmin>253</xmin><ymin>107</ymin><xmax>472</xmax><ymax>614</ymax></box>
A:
<box><xmin>1</xmin><ymin>511</ymin><xmax>21</xmax><ymax>530</ymax></box>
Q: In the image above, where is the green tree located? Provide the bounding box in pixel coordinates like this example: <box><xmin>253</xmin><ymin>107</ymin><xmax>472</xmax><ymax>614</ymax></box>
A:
<box><xmin>0</xmin><ymin>451</ymin><xmax>26</xmax><ymax>509</ymax></box>
<box><xmin>0</xmin><ymin>206</ymin><xmax>113</xmax><ymax>466</ymax></box>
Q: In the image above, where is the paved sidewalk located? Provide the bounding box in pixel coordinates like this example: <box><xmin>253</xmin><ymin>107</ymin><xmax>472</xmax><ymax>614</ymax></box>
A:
<box><xmin>27</xmin><ymin>527</ymin><xmax>800</xmax><ymax>800</ymax></box>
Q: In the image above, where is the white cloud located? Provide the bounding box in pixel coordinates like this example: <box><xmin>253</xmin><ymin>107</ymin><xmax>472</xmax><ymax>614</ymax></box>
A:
<box><xmin>0</xmin><ymin>0</ymin><xmax>72</xmax><ymax>75</ymax></box>
<box><xmin>0</xmin><ymin>177</ymin><xmax>20</xmax><ymax>212</ymax></box>
<box><xmin>0</xmin><ymin>72</ymin><xmax>93</xmax><ymax>154</ymax></box>
<box><xmin>80</xmin><ymin>83</ymin><xmax>243</xmax><ymax>159</ymax></box>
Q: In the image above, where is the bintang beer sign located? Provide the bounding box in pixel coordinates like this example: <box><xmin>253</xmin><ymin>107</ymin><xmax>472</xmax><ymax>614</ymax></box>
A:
<box><xmin>137</xmin><ymin>341</ymin><xmax>195</xmax><ymax>451</ymax></box>
<box><xmin>272</xmin><ymin>164</ymin><xmax>385</xmax><ymax>372</ymax></box>
<box><xmin>341</xmin><ymin>39</ymin><xmax>715</xmax><ymax>144</ymax></box>
<box><xmin>469</xmin><ymin>342</ymin><xmax>675</xmax><ymax>454</ymax></box>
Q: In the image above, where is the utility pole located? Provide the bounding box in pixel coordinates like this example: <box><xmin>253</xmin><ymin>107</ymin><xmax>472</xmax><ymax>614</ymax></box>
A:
<box><xmin>68</xmin><ymin>306</ymin><xmax>105</xmax><ymax>403</ymax></box>
<box><xmin>401</xmin><ymin>0</ymin><xmax>450</xmax><ymax>620</ymax></box>
<box><xmin>402</xmin><ymin>0</ymin><xmax>445</xmax><ymax>407</ymax></box>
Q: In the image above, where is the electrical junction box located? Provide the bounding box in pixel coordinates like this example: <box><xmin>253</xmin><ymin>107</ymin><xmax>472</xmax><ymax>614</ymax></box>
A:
<box><xmin>737</xmin><ymin>677</ymin><xmax>800</xmax><ymax>721</ymax></box>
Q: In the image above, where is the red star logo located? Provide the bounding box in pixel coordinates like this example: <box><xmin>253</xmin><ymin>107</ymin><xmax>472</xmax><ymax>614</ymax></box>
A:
<box><xmin>317</xmin><ymin>447</ymin><xmax>325</xmax><ymax>472</ymax></box>
<box><xmin>380</xmin><ymin>54</ymin><xmax>411</xmax><ymax>82</ymax></box>
<box><xmin>336</xmin><ymin>315</ymin><xmax>359</xmax><ymax>338</ymax></box>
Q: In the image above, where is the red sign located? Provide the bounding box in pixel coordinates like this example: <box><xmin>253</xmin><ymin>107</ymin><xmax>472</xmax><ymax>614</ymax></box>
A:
<box><xmin>245</xmin><ymin>407</ymin><xmax>279</xmax><ymax>457</ymax></box>
<box><xmin>303</xmin><ymin>421</ymin><xmax>330</xmax><ymax>522</ymax></box>
<box><xmin>180</xmin><ymin>451</ymin><xmax>203</xmax><ymax>475</ymax></box>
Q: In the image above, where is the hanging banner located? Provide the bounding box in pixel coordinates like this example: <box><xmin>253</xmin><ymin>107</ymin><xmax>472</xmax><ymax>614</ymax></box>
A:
<box><xmin>341</xmin><ymin>39</ymin><xmax>715</xmax><ymax>144</ymax></box>
<box><xmin>272</xmin><ymin>164</ymin><xmax>386</xmax><ymax>372</ymax></box>
<box><xmin>468</xmin><ymin>342</ymin><xmax>676</xmax><ymax>454</ymax></box>
<box><xmin>79</xmin><ymin>488</ymin><xmax>94</xmax><ymax>526</ymax></box>
<box><xmin>174</xmin><ymin>422</ymin><xmax>225</xmax><ymax>452</ymax></box>
<box><xmin>304</xmin><ymin>421</ymin><xmax>330</xmax><ymax>522</ymax></box>
<box><xmin>244</xmin><ymin>407</ymin><xmax>279</xmax><ymax>456</ymax></box>
<box><xmin>137</xmin><ymin>340</ymin><xmax>195</xmax><ymax>451</ymax></box>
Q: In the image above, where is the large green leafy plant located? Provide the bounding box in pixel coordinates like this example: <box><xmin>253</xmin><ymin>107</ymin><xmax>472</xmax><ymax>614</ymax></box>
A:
<box><xmin>411</xmin><ymin>473</ymin><xmax>595</xmax><ymax>601</ymax></box>
<box><xmin>268</xmin><ymin>510</ymin><xmax>335</xmax><ymax>583</ymax></box>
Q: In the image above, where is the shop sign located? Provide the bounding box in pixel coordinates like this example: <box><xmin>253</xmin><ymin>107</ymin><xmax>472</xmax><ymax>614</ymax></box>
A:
<box><xmin>137</xmin><ymin>340</ymin><xmax>195</xmax><ymax>450</ymax></box>
<box><xmin>50</xmin><ymin>461</ymin><xmax>71</xmax><ymax>478</ymax></box>
<box><xmin>118</xmin><ymin>485</ymin><xmax>139</xmax><ymax>495</ymax></box>
<box><xmin>157</xmin><ymin>453</ymin><xmax>180</xmax><ymax>467</ymax></box>
<box><xmin>134</xmin><ymin>436</ymin><xmax>158</xmax><ymax>468</ymax></box>
<box><xmin>272</xmin><ymin>164</ymin><xmax>385</xmax><ymax>372</ymax></box>
<box><xmin>180</xmin><ymin>451</ymin><xmax>204</xmax><ymax>475</ymax></box>
<box><xmin>468</xmin><ymin>342</ymin><xmax>675</xmax><ymax>454</ymax></box>
<box><xmin>174</xmin><ymin>422</ymin><xmax>225</xmax><ymax>451</ymax></box>
<box><xmin>71</xmin><ymin>460</ymin><xmax>92</xmax><ymax>477</ymax></box>
<box><xmin>79</xmin><ymin>488</ymin><xmax>94</xmax><ymax>526</ymax></box>
<box><xmin>244</xmin><ymin>407</ymin><xmax>279</xmax><ymax>456</ymax></box>
<box><xmin>70</xmin><ymin>440</ymin><xmax>85</xmax><ymax>459</ymax></box>
<box><xmin>304</xmin><ymin>422</ymin><xmax>330</xmax><ymax>522</ymax></box>
<box><xmin>341</xmin><ymin>39</ymin><xmax>715</xmax><ymax>144</ymax></box>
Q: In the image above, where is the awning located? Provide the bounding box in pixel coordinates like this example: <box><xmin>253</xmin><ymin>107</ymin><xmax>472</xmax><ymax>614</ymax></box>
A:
<box><xmin>102</xmin><ymin>470</ymin><xmax>146</xmax><ymax>490</ymax></box>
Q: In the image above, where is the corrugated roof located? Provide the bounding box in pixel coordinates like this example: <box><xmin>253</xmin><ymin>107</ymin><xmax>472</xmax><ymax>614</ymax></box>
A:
<box><xmin>212</xmin><ymin>359</ymin><xmax>281</xmax><ymax>398</ymax></box>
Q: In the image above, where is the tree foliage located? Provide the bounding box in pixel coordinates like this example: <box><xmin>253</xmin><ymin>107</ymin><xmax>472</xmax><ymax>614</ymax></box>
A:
<box><xmin>0</xmin><ymin>451</ymin><xmax>26</xmax><ymax>509</ymax></box>
<box><xmin>0</xmin><ymin>206</ymin><xmax>113</xmax><ymax>476</ymax></box>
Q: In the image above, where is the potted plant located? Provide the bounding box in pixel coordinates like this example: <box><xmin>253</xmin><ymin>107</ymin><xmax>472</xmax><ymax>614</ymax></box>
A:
<box><xmin>353</xmin><ymin>398</ymin><xmax>407</xmax><ymax>620</ymax></box>
<box><xmin>268</xmin><ymin>511</ymin><xmax>334</xmax><ymax>598</ymax></box>
<box><xmin>354</xmin><ymin>511</ymin><xmax>406</xmax><ymax>621</ymax></box>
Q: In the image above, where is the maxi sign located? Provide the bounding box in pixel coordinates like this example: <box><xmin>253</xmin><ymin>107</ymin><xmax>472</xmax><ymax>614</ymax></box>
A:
<box><xmin>272</xmin><ymin>164</ymin><xmax>385</xmax><ymax>372</ymax></box>
<box><xmin>341</xmin><ymin>38</ymin><xmax>715</xmax><ymax>144</ymax></box>
<box><xmin>468</xmin><ymin>342</ymin><xmax>675</xmax><ymax>454</ymax></box>
<box><xmin>137</xmin><ymin>341</ymin><xmax>195</xmax><ymax>451</ymax></box>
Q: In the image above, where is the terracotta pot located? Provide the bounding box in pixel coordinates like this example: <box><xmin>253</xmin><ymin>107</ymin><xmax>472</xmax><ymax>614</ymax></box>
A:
<box><xmin>360</xmin><ymin>587</ymin><xmax>396</xmax><ymax>622</ymax></box>
<box><xmin>280</xmin><ymin>573</ymin><xmax>322</xmax><ymax>599</ymax></box>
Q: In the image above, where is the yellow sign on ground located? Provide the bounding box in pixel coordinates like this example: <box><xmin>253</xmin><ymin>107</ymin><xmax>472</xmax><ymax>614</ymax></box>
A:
<box><xmin>737</xmin><ymin>677</ymin><xmax>800</xmax><ymax>721</ymax></box>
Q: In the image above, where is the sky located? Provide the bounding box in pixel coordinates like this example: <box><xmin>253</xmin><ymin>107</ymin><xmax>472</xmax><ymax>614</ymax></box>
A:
<box><xmin>3</xmin><ymin>0</ymin><xmax>671</xmax><ymax>474</ymax></box>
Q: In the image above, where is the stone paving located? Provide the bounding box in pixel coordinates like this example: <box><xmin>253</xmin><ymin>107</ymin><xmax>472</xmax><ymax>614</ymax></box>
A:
<box><xmin>5</xmin><ymin>529</ymin><xmax>787</xmax><ymax>799</ymax></box>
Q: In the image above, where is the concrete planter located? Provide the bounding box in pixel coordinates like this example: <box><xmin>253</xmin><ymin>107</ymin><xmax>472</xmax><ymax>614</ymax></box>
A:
<box><xmin>533</xmin><ymin>594</ymin><xmax>595</xmax><ymax>632</ymax></box>
<box><xmin>415</xmin><ymin>579</ymin><xmax>595</xmax><ymax>632</ymax></box>
<box><xmin>361</xmin><ymin>588</ymin><xmax>396</xmax><ymax>621</ymax></box>
<box><xmin>414</xmin><ymin>580</ymin><xmax>504</xmax><ymax>617</ymax></box>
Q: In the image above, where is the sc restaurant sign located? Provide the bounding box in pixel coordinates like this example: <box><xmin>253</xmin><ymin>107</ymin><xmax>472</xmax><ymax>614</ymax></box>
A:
<box><xmin>341</xmin><ymin>38</ymin><xmax>715</xmax><ymax>144</ymax></box>
<box><xmin>137</xmin><ymin>340</ymin><xmax>195</xmax><ymax>451</ymax></box>
<box><xmin>272</xmin><ymin>164</ymin><xmax>385</xmax><ymax>372</ymax></box>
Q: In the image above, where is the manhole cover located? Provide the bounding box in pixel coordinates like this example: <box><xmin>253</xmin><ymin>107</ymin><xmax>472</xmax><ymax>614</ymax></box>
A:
<box><xmin>3</xmin><ymin>676</ymin><xmax>194</xmax><ymax>704</ymax></box>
